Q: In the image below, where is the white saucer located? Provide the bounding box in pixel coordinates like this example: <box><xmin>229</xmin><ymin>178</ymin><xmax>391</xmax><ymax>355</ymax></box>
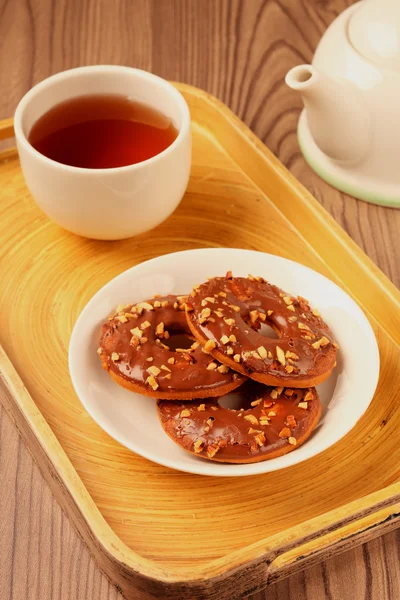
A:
<box><xmin>69</xmin><ymin>248</ymin><xmax>379</xmax><ymax>477</ymax></box>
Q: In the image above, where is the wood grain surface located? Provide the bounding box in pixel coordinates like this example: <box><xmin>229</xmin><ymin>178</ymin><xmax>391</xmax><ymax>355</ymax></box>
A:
<box><xmin>0</xmin><ymin>1</ymin><xmax>399</xmax><ymax>599</ymax></box>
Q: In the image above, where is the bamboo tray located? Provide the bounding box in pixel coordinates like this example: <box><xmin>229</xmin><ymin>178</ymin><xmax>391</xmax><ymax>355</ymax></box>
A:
<box><xmin>1</xmin><ymin>84</ymin><xmax>400</xmax><ymax>600</ymax></box>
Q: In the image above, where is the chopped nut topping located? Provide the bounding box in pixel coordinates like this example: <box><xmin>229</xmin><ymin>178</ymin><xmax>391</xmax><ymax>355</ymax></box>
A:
<box><xmin>249</xmin><ymin>310</ymin><xmax>259</xmax><ymax>323</ymax></box>
<box><xmin>267</xmin><ymin>310</ymin><xmax>273</xmax><ymax>316</ymax></box>
<box><xmin>288</xmin><ymin>316</ymin><xmax>297</xmax><ymax>322</ymax></box>
<box><xmin>161</xmin><ymin>300</ymin><xmax>169</xmax><ymax>308</ymax></box>
<box><xmin>287</xmin><ymin>305</ymin><xmax>296</xmax><ymax>312</ymax></box>
<box><xmin>173</xmin><ymin>302</ymin><xmax>179</xmax><ymax>309</ymax></box>
<box><xmin>226</xmin><ymin>347</ymin><xmax>234</xmax><ymax>355</ymax></box>
<box><xmin>137</xmin><ymin>301</ymin><xmax>153</xmax><ymax>311</ymax></box>
<box><xmin>279</xmin><ymin>427</ymin><xmax>291</xmax><ymax>438</ymax></box>
<box><xmin>154</xmin><ymin>322</ymin><xmax>164</xmax><ymax>337</ymax></box>
<box><xmin>285</xmin><ymin>351</ymin><xmax>299</xmax><ymax>360</ymax></box>
<box><xmin>140</xmin><ymin>320</ymin><xmax>151</xmax><ymax>330</ymax></box>
<box><xmin>146</xmin><ymin>375</ymin><xmax>159</xmax><ymax>390</ymax></box>
<box><xmin>165</xmin><ymin>373</ymin><xmax>172</xmax><ymax>379</ymax></box>
<box><xmin>312</xmin><ymin>308</ymin><xmax>320</xmax><ymax>317</ymax></box>
<box><xmin>207</xmin><ymin>362</ymin><xmax>218</xmax><ymax>370</ymax></box>
<box><xmin>197</xmin><ymin>404</ymin><xmax>206</xmax><ymax>411</ymax></box>
<box><xmin>211</xmin><ymin>406</ymin><xmax>218</xmax><ymax>411</ymax></box>
<box><xmin>160</xmin><ymin>365</ymin><xmax>171</xmax><ymax>372</ymax></box>
<box><xmin>257</xmin><ymin>346</ymin><xmax>267</xmax><ymax>359</ymax></box>
<box><xmin>116</xmin><ymin>315</ymin><xmax>128</xmax><ymax>323</ymax></box>
<box><xmin>270</xmin><ymin>389</ymin><xmax>279</xmax><ymax>400</ymax></box>
<box><xmin>220</xmin><ymin>335</ymin><xmax>230</xmax><ymax>345</ymax></box>
<box><xmin>267</xmin><ymin>350</ymin><xmax>273</xmax><ymax>359</ymax></box>
<box><xmin>97</xmin><ymin>347</ymin><xmax>102</xmax><ymax>355</ymax></box>
<box><xmin>167</xmin><ymin>357</ymin><xmax>175</xmax><ymax>365</ymax></box>
<box><xmin>286</xmin><ymin>415</ymin><xmax>297</xmax><ymax>427</ymax></box>
<box><xmin>193</xmin><ymin>439</ymin><xmax>204</xmax><ymax>453</ymax></box>
<box><xmin>146</xmin><ymin>357</ymin><xmax>154</xmax><ymax>362</ymax></box>
<box><xmin>248</xmin><ymin>274</ymin><xmax>255</xmax><ymax>281</ymax></box>
<box><xmin>288</xmin><ymin>436</ymin><xmax>297</xmax><ymax>446</ymax></box>
<box><xmin>124</xmin><ymin>312</ymin><xmax>137</xmax><ymax>319</ymax></box>
<box><xmin>258</xmin><ymin>312</ymin><xmax>266</xmax><ymax>322</ymax></box>
<box><xmin>207</xmin><ymin>444</ymin><xmax>220</xmax><ymax>458</ymax></box>
<box><xmin>283</xmin><ymin>296</ymin><xmax>294</xmax><ymax>305</ymax></box>
<box><xmin>229</xmin><ymin>334</ymin><xmax>237</xmax><ymax>343</ymax></box>
<box><xmin>206</xmin><ymin>417</ymin><xmax>214</xmax><ymax>428</ymax></box>
<box><xmin>304</xmin><ymin>391</ymin><xmax>314</xmax><ymax>401</ymax></box>
<box><xmin>285</xmin><ymin>365</ymin><xmax>294</xmax><ymax>373</ymax></box>
<box><xmin>206</xmin><ymin>296</ymin><xmax>216</xmax><ymax>304</ymax></box>
<box><xmin>298</xmin><ymin>322</ymin><xmax>311</xmax><ymax>331</ymax></box>
<box><xmin>276</xmin><ymin>346</ymin><xmax>286</xmax><ymax>365</ymax></box>
<box><xmin>252</xmin><ymin>351</ymin><xmax>261</xmax><ymax>360</ymax></box>
<box><xmin>219</xmin><ymin>292</ymin><xmax>227</xmax><ymax>297</ymax></box>
<box><xmin>244</xmin><ymin>414</ymin><xmax>259</xmax><ymax>425</ymax></box>
<box><xmin>214</xmin><ymin>310</ymin><xmax>223</xmax><ymax>318</ymax></box>
<box><xmin>248</xmin><ymin>427</ymin><xmax>262</xmax><ymax>434</ymax></box>
<box><xmin>154</xmin><ymin>300</ymin><xmax>161</xmax><ymax>308</ymax></box>
<box><xmin>230</xmin><ymin>305</ymin><xmax>241</xmax><ymax>312</ymax></box>
<box><xmin>259</xmin><ymin>416</ymin><xmax>270</xmax><ymax>426</ymax></box>
<box><xmin>140</xmin><ymin>337</ymin><xmax>148</xmax><ymax>345</ymax></box>
<box><xmin>204</xmin><ymin>340</ymin><xmax>216</xmax><ymax>353</ymax></box>
<box><xmin>130</xmin><ymin>336</ymin><xmax>140</xmax><ymax>347</ymax></box>
<box><xmin>255</xmin><ymin>275</ymin><xmax>265</xmax><ymax>283</ymax></box>
<box><xmin>284</xmin><ymin>388</ymin><xmax>294</xmax><ymax>397</ymax></box>
<box><xmin>217</xmin><ymin>364</ymin><xmax>230</xmax><ymax>374</ymax></box>
<box><xmin>147</xmin><ymin>365</ymin><xmax>161</xmax><ymax>376</ymax></box>
<box><xmin>298</xmin><ymin>402</ymin><xmax>308</xmax><ymax>409</ymax></box>
<box><xmin>111</xmin><ymin>352</ymin><xmax>120</xmax><ymax>361</ymax></box>
<box><xmin>180</xmin><ymin>409</ymin><xmax>191</xmax><ymax>418</ymax></box>
<box><xmin>333</xmin><ymin>342</ymin><xmax>339</xmax><ymax>349</ymax></box>
<box><xmin>116</xmin><ymin>303</ymin><xmax>130</xmax><ymax>314</ymax></box>
<box><xmin>224</xmin><ymin>318</ymin><xmax>235</xmax><ymax>326</ymax></box>
<box><xmin>254</xmin><ymin>432</ymin><xmax>266</xmax><ymax>447</ymax></box>
<box><xmin>264</xmin><ymin>401</ymin><xmax>273</xmax><ymax>408</ymax></box>
<box><xmin>130</xmin><ymin>327</ymin><xmax>143</xmax><ymax>338</ymax></box>
<box><xmin>201</xmin><ymin>307</ymin><xmax>211</xmax><ymax>319</ymax></box>
<box><xmin>312</xmin><ymin>336</ymin><xmax>330</xmax><ymax>349</ymax></box>
<box><xmin>268</xmin><ymin>410</ymin><xmax>277</xmax><ymax>417</ymax></box>
<box><xmin>251</xmin><ymin>398</ymin><xmax>262</xmax><ymax>407</ymax></box>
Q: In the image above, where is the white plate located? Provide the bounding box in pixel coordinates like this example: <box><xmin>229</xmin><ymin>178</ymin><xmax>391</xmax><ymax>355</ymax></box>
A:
<box><xmin>69</xmin><ymin>248</ymin><xmax>379</xmax><ymax>477</ymax></box>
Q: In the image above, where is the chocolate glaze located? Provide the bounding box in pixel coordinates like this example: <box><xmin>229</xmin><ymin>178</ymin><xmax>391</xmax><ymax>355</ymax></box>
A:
<box><xmin>157</xmin><ymin>381</ymin><xmax>320</xmax><ymax>462</ymax></box>
<box><xmin>99</xmin><ymin>295</ymin><xmax>245</xmax><ymax>396</ymax></box>
<box><xmin>186</xmin><ymin>275</ymin><xmax>337</xmax><ymax>382</ymax></box>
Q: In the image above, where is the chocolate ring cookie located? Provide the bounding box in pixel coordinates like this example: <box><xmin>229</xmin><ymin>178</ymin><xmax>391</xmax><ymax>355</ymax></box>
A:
<box><xmin>157</xmin><ymin>382</ymin><xmax>321</xmax><ymax>463</ymax></box>
<box><xmin>186</xmin><ymin>273</ymin><xmax>338</xmax><ymax>387</ymax></box>
<box><xmin>98</xmin><ymin>294</ymin><xmax>245</xmax><ymax>399</ymax></box>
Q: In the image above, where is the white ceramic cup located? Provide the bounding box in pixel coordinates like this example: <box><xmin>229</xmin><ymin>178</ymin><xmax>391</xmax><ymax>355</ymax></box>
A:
<box><xmin>14</xmin><ymin>66</ymin><xmax>191</xmax><ymax>240</ymax></box>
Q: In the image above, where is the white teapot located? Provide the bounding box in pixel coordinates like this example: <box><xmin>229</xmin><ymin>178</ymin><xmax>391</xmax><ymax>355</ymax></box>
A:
<box><xmin>285</xmin><ymin>0</ymin><xmax>400</xmax><ymax>207</ymax></box>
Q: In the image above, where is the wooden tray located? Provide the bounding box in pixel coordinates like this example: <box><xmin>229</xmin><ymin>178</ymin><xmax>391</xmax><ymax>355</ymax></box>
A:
<box><xmin>1</xmin><ymin>84</ymin><xmax>400</xmax><ymax>600</ymax></box>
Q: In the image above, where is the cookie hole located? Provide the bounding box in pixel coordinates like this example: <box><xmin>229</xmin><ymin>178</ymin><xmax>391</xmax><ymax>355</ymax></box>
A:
<box><xmin>218</xmin><ymin>391</ymin><xmax>250</xmax><ymax>411</ymax></box>
<box><xmin>163</xmin><ymin>333</ymin><xmax>194</xmax><ymax>351</ymax></box>
<box><xmin>258</xmin><ymin>322</ymin><xmax>279</xmax><ymax>339</ymax></box>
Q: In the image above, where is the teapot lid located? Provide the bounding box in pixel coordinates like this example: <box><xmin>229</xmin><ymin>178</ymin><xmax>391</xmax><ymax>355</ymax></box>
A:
<box><xmin>348</xmin><ymin>0</ymin><xmax>400</xmax><ymax>71</ymax></box>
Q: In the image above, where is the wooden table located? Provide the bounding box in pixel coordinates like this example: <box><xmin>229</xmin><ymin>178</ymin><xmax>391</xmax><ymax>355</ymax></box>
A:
<box><xmin>1</xmin><ymin>1</ymin><xmax>399</xmax><ymax>598</ymax></box>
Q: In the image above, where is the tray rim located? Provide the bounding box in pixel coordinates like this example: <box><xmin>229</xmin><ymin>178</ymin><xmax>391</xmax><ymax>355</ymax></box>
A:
<box><xmin>1</xmin><ymin>83</ymin><xmax>400</xmax><ymax>598</ymax></box>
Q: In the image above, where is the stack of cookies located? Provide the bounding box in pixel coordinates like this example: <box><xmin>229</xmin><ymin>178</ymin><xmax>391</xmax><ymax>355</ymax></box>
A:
<box><xmin>98</xmin><ymin>272</ymin><xmax>338</xmax><ymax>463</ymax></box>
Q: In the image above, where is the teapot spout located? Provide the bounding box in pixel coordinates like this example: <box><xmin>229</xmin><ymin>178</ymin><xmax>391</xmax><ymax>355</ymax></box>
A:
<box><xmin>285</xmin><ymin>65</ymin><xmax>370</xmax><ymax>163</ymax></box>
